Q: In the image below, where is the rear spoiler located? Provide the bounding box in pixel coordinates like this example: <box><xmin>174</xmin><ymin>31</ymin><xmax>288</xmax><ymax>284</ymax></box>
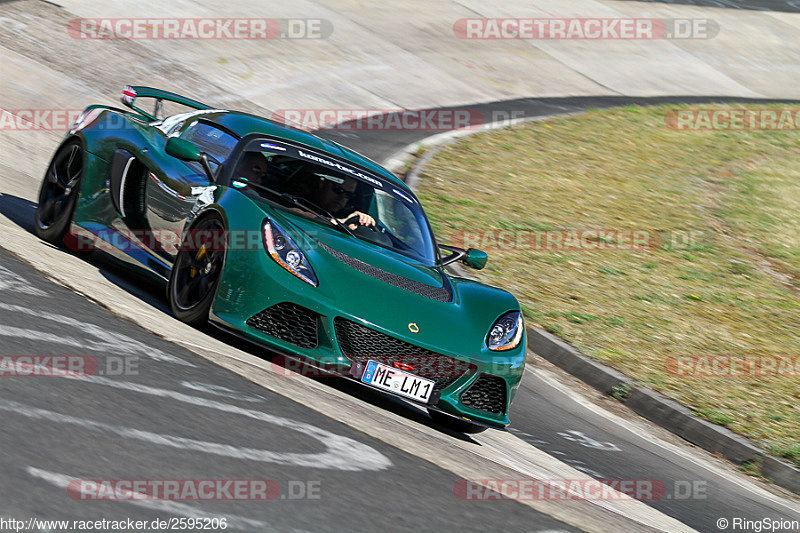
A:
<box><xmin>120</xmin><ymin>85</ymin><xmax>212</xmax><ymax>121</ymax></box>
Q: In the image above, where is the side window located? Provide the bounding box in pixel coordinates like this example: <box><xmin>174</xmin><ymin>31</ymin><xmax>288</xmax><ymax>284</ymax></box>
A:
<box><xmin>179</xmin><ymin>121</ymin><xmax>238</xmax><ymax>176</ymax></box>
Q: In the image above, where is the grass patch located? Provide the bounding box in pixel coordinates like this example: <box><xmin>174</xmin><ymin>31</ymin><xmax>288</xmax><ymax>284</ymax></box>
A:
<box><xmin>767</xmin><ymin>443</ymin><xmax>800</xmax><ymax>464</ymax></box>
<box><xmin>610</xmin><ymin>383</ymin><xmax>632</xmax><ymax>402</ymax></box>
<box><xmin>416</xmin><ymin>104</ymin><xmax>800</xmax><ymax>460</ymax></box>
<box><xmin>739</xmin><ymin>461</ymin><xmax>763</xmax><ymax>478</ymax></box>
<box><xmin>696</xmin><ymin>408</ymin><xmax>737</xmax><ymax>427</ymax></box>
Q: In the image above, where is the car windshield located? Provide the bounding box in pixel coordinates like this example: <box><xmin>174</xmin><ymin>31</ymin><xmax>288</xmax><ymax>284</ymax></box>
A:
<box><xmin>229</xmin><ymin>140</ymin><xmax>437</xmax><ymax>265</ymax></box>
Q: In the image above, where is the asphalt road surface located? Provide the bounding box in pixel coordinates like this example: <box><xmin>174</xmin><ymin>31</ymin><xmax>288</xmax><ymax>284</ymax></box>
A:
<box><xmin>0</xmin><ymin>246</ymin><xmax>582</xmax><ymax>533</ymax></box>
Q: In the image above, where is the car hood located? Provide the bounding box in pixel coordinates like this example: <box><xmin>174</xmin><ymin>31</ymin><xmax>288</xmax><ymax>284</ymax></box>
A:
<box><xmin>293</xmin><ymin>215</ymin><xmax>444</xmax><ymax>287</ymax></box>
<box><xmin>267</xmin><ymin>209</ymin><xmax>523</xmax><ymax>360</ymax></box>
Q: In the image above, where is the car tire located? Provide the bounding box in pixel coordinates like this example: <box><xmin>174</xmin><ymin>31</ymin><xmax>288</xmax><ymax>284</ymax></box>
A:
<box><xmin>168</xmin><ymin>213</ymin><xmax>226</xmax><ymax>326</ymax></box>
<box><xmin>34</xmin><ymin>139</ymin><xmax>84</xmax><ymax>247</ymax></box>
<box><xmin>428</xmin><ymin>408</ymin><xmax>488</xmax><ymax>434</ymax></box>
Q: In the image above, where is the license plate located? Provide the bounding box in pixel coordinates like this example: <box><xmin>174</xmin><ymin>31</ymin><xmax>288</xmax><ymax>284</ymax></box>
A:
<box><xmin>361</xmin><ymin>360</ymin><xmax>435</xmax><ymax>403</ymax></box>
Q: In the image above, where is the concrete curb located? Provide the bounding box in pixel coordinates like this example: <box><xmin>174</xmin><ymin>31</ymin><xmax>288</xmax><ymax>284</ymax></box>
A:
<box><xmin>385</xmin><ymin>112</ymin><xmax>581</xmax><ymax>177</ymax></box>
<box><xmin>528</xmin><ymin>327</ymin><xmax>800</xmax><ymax>495</ymax></box>
<box><xmin>527</xmin><ymin>328</ymin><xmax>633</xmax><ymax>397</ymax></box>
<box><xmin>397</xmin><ymin>110</ymin><xmax>800</xmax><ymax>496</ymax></box>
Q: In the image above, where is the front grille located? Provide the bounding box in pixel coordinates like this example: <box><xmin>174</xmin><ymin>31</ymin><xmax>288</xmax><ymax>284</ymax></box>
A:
<box><xmin>246</xmin><ymin>303</ymin><xmax>319</xmax><ymax>349</ymax></box>
<box><xmin>317</xmin><ymin>241</ymin><xmax>453</xmax><ymax>303</ymax></box>
<box><xmin>461</xmin><ymin>374</ymin><xmax>507</xmax><ymax>415</ymax></box>
<box><xmin>334</xmin><ymin>317</ymin><xmax>471</xmax><ymax>391</ymax></box>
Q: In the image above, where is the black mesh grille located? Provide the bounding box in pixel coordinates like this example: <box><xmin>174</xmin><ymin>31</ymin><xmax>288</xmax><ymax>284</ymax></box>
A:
<box><xmin>246</xmin><ymin>303</ymin><xmax>319</xmax><ymax>349</ymax></box>
<box><xmin>461</xmin><ymin>374</ymin><xmax>507</xmax><ymax>415</ymax></box>
<box><xmin>334</xmin><ymin>318</ymin><xmax>471</xmax><ymax>391</ymax></box>
<box><xmin>318</xmin><ymin>241</ymin><xmax>453</xmax><ymax>303</ymax></box>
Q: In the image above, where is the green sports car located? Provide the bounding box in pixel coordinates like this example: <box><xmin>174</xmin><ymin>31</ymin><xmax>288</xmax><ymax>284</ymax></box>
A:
<box><xmin>34</xmin><ymin>86</ymin><xmax>526</xmax><ymax>433</ymax></box>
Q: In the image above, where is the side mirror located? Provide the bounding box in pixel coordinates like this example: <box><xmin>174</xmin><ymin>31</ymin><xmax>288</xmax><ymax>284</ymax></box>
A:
<box><xmin>166</xmin><ymin>137</ymin><xmax>215</xmax><ymax>182</ymax></box>
<box><xmin>437</xmin><ymin>244</ymin><xmax>489</xmax><ymax>270</ymax></box>
<box><xmin>463</xmin><ymin>248</ymin><xmax>488</xmax><ymax>270</ymax></box>
<box><xmin>165</xmin><ymin>137</ymin><xmax>201</xmax><ymax>161</ymax></box>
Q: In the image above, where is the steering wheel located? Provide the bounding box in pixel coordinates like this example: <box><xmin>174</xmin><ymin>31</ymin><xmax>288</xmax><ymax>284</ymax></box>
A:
<box><xmin>343</xmin><ymin>214</ymin><xmax>383</xmax><ymax>233</ymax></box>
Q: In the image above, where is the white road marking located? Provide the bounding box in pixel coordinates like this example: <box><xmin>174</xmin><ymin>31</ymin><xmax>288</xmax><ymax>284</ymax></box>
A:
<box><xmin>563</xmin><ymin>460</ymin><xmax>605</xmax><ymax>479</ymax></box>
<box><xmin>26</xmin><ymin>467</ymin><xmax>272</xmax><ymax>532</ymax></box>
<box><xmin>1</xmin><ymin>371</ymin><xmax>391</xmax><ymax>471</ymax></box>
<box><xmin>508</xmin><ymin>428</ymin><xmax>549</xmax><ymax>446</ymax></box>
<box><xmin>0</xmin><ymin>264</ymin><xmax>47</xmax><ymax>296</ymax></box>
<box><xmin>474</xmin><ymin>436</ymin><xmax>636</xmax><ymax>519</ymax></box>
<box><xmin>1</xmin><ymin>398</ymin><xmax>389</xmax><ymax>471</ymax></box>
<box><xmin>180</xmin><ymin>381</ymin><xmax>265</xmax><ymax>403</ymax></box>
<box><xmin>512</xmin><ymin>429</ymin><xmax>608</xmax><ymax>477</ymax></box>
<box><xmin>527</xmin><ymin>368</ymin><xmax>800</xmax><ymax>515</ymax></box>
<box><xmin>557</xmin><ymin>430</ymin><xmax>621</xmax><ymax>452</ymax></box>
<box><xmin>0</xmin><ymin>303</ymin><xmax>193</xmax><ymax>366</ymax></box>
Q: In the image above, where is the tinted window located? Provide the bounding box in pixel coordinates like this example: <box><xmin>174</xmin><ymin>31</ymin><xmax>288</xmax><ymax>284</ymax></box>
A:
<box><xmin>230</xmin><ymin>142</ymin><xmax>436</xmax><ymax>265</ymax></box>
<box><xmin>180</xmin><ymin>121</ymin><xmax>238</xmax><ymax>174</ymax></box>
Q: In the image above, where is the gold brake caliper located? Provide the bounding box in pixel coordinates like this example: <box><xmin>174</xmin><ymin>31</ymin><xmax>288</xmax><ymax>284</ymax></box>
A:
<box><xmin>190</xmin><ymin>244</ymin><xmax>207</xmax><ymax>278</ymax></box>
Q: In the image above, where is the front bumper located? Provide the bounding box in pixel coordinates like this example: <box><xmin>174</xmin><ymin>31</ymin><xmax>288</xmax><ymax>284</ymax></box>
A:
<box><xmin>210</xmin><ymin>307</ymin><xmax>524</xmax><ymax>428</ymax></box>
<box><xmin>210</xmin><ymin>247</ymin><xmax>525</xmax><ymax>429</ymax></box>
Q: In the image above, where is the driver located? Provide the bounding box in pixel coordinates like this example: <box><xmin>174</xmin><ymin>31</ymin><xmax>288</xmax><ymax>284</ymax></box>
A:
<box><xmin>235</xmin><ymin>151</ymin><xmax>270</xmax><ymax>186</ymax></box>
<box><xmin>311</xmin><ymin>175</ymin><xmax>375</xmax><ymax>231</ymax></box>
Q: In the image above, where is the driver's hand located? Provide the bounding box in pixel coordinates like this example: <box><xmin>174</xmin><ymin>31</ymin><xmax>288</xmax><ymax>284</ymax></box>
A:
<box><xmin>338</xmin><ymin>211</ymin><xmax>375</xmax><ymax>230</ymax></box>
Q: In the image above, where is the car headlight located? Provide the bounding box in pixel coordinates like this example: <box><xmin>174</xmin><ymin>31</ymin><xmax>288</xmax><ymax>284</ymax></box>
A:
<box><xmin>486</xmin><ymin>311</ymin><xmax>524</xmax><ymax>351</ymax></box>
<box><xmin>262</xmin><ymin>219</ymin><xmax>318</xmax><ymax>287</ymax></box>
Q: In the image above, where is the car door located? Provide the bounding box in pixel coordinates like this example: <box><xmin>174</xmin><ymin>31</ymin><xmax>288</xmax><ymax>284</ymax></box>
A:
<box><xmin>142</xmin><ymin>119</ymin><xmax>239</xmax><ymax>262</ymax></box>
